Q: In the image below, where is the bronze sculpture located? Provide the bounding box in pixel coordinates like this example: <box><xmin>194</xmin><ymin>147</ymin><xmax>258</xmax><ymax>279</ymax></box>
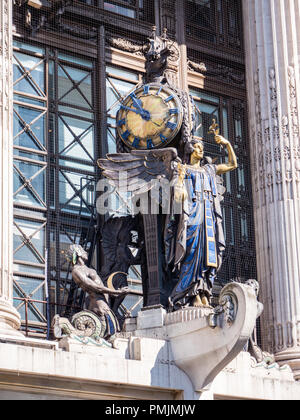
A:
<box><xmin>166</xmin><ymin>132</ymin><xmax>237</xmax><ymax>310</ymax></box>
<box><xmin>67</xmin><ymin>244</ymin><xmax>129</xmax><ymax>339</ymax></box>
<box><xmin>98</xmin><ymin>126</ymin><xmax>237</xmax><ymax>310</ymax></box>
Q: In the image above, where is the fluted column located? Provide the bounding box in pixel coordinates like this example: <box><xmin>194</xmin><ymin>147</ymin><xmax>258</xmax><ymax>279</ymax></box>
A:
<box><xmin>243</xmin><ymin>0</ymin><xmax>300</xmax><ymax>378</ymax></box>
<box><xmin>0</xmin><ymin>0</ymin><xmax>22</xmax><ymax>337</ymax></box>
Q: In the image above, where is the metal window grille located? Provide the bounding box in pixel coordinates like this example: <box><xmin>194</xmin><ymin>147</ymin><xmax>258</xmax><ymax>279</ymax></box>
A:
<box><xmin>190</xmin><ymin>89</ymin><xmax>257</xmax><ymax>302</ymax></box>
<box><xmin>105</xmin><ymin>66</ymin><xmax>144</xmax><ymax>318</ymax></box>
<box><xmin>12</xmin><ymin>42</ymin><xmax>145</xmax><ymax>337</ymax></box>
<box><xmin>76</xmin><ymin>0</ymin><xmax>155</xmax><ymax>23</ymax></box>
<box><xmin>185</xmin><ymin>0</ymin><xmax>243</xmax><ymax>50</ymax></box>
<box><xmin>12</xmin><ymin>0</ymin><xmax>258</xmax><ymax>342</ymax></box>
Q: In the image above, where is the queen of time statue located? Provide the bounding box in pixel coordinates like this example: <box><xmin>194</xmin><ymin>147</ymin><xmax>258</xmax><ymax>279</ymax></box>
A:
<box><xmin>98</xmin><ymin>118</ymin><xmax>237</xmax><ymax>311</ymax></box>
<box><xmin>165</xmin><ymin>130</ymin><xmax>237</xmax><ymax>310</ymax></box>
<box><xmin>96</xmin><ymin>24</ymin><xmax>239</xmax><ymax>313</ymax></box>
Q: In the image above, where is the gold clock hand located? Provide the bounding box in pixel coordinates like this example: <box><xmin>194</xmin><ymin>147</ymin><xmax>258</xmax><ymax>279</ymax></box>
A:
<box><xmin>121</xmin><ymin>105</ymin><xmax>141</xmax><ymax>115</ymax></box>
<box><xmin>149</xmin><ymin>113</ymin><xmax>170</xmax><ymax>127</ymax></box>
<box><xmin>150</xmin><ymin>119</ymin><xmax>163</xmax><ymax>127</ymax></box>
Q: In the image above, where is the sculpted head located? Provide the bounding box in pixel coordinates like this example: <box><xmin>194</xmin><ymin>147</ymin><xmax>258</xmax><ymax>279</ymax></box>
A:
<box><xmin>185</xmin><ymin>137</ymin><xmax>205</xmax><ymax>165</ymax></box>
<box><xmin>66</xmin><ymin>244</ymin><xmax>88</xmax><ymax>265</ymax></box>
<box><xmin>191</xmin><ymin>141</ymin><xmax>204</xmax><ymax>162</ymax></box>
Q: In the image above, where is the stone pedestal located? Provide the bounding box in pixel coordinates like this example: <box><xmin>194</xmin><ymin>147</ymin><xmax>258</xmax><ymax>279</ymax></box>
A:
<box><xmin>134</xmin><ymin>282</ymin><xmax>261</xmax><ymax>391</ymax></box>
<box><xmin>137</xmin><ymin>306</ymin><xmax>166</xmax><ymax>330</ymax></box>
<box><xmin>243</xmin><ymin>0</ymin><xmax>300</xmax><ymax>377</ymax></box>
<box><xmin>0</xmin><ymin>0</ymin><xmax>22</xmax><ymax>337</ymax></box>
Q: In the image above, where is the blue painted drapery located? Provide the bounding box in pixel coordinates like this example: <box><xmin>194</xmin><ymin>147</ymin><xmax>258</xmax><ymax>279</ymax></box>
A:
<box><xmin>165</xmin><ymin>164</ymin><xmax>225</xmax><ymax>309</ymax></box>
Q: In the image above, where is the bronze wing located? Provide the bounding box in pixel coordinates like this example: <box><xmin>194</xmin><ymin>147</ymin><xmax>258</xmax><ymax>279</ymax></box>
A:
<box><xmin>97</xmin><ymin>148</ymin><xmax>179</xmax><ymax>196</ymax></box>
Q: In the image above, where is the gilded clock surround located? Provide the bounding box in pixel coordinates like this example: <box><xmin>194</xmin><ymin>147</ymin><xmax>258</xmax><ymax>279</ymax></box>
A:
<box><xmin>117</xmin><ymin>83</ymin><xmax>184</xmax><ymax>150</ymax></box>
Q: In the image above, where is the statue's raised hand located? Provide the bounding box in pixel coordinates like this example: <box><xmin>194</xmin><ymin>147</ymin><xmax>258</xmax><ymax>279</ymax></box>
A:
<box><xmin>215</xmin><ymin>135</ymin><xmax>229</xmax><ymax>147</ymax></box>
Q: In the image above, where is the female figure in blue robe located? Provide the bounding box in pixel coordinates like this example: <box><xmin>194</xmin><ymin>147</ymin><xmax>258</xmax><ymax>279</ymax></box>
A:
<box><xmin>166</xmin><ymin>135</ymin><xmax>237</xmax><ymax>310</ymax></box>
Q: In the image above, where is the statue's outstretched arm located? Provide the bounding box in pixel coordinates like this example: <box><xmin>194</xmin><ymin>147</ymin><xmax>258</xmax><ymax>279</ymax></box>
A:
<box><xmin>214</xmin><ymin>135</ymin><xmax>238</xmax><ymax>175</ymax></box>
<box><xmin>72</xmin><ymin>269</ymin><xmax>126</xmax><ymax>296</ymax></box>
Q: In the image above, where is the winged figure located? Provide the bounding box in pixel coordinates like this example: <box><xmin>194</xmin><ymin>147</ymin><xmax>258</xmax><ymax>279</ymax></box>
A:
<box><xmin>98</xmin><ymin>134</ymin><xmax>237</xmax><ymax>311</ymax></box>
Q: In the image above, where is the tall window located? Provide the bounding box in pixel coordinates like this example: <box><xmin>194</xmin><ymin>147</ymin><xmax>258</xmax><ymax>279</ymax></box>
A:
<box><xmin>12</xmin><ymin>42</ymin><xmax>144</xmax><ymax>336</ymax></box>
<box><xmin>13</xmin><ymin>41</ymin><xmax>48</xmax><ymax>337</ymax></box>
<box><xmin>76</xmin><ymin>0</ymin><xmax>155</xmax><ymax>22</ymax></box>
<box><xmin>106</xmin><ymin>66</ymin><xmax>144</xmax><ymax>317</ymax></box>
<box><xmin>48</xmin><ymin>50</ymin><xmax>97</xmax><ymax>322</ymax></box>
<box><xmin>190</xmin><ymin>88</ymin><xmax>256</xmax><ymax>289</ymax></box>
<box><xmin>185</xmin><ymin>0</ymin><xmax>242</xmax><ymax>50</ymax></box>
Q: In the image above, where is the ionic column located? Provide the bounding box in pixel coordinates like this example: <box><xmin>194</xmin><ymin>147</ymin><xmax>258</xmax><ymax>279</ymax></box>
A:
<box><xmin>0</xmin><ymin>0</ymin><xmax>22</xmax><ymax>337</ymax></box>
<box><xmin>243</xmin><ymin>0</ymin><xmax>300</xmax><ymax>378</ymax></box>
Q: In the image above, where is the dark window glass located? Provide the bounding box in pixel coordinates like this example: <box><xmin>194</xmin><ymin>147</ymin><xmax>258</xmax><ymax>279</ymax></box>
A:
<box><xmin>190</xmin><ymin>88</ymin><xmax>256</xmax><ymax>287</ymax></box>
<box><xmin>185</xmin><ymin>0</ymin><xmax>242</xmax><ymax>50</ymax></box>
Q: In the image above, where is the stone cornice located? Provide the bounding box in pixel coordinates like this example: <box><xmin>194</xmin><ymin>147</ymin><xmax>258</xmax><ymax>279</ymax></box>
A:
<box><xmin>67</xmin><ymin>4</ymin><xmax>153</xmax><ymax>37</ymax></box>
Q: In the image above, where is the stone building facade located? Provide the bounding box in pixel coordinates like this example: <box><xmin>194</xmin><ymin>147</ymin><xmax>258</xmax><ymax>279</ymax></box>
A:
<box><xmin>0</xmin><ymin>0</ymin><xmax>300</xmax><ymax>400</ymax></box>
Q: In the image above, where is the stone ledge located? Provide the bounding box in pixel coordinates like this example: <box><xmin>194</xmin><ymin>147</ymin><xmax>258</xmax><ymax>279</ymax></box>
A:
<box><xmin>0</xmin><ymin>337</ymin><xmax>299</xmax><ymax>400</ymax></box>
<box><xmin>0</xmin><ymin>334</ymin><xmax>58</xmax><ymax>350</ymax></box>
<box><xmin>212</xmin><ymin>351</ymin><xmax>300</xmax><ymax>400</ymax></box>
<box><xmin>0</xmin><ymin>339</ymin><xmax>196</xmax><ymax>400</ymax></box>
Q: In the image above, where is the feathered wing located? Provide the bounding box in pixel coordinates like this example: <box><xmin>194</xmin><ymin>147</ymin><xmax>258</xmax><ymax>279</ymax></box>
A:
<box><xmin>97</xmin><ymin>148</ymin><xmax>179</xmax><ymax>196</ymax></box>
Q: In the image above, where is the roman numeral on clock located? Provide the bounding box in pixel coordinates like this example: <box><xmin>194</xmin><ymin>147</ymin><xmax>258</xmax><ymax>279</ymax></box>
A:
<box><xmin>165</xmin><ymin>95</ymin><xmax>174</xmax><ymax>103</ymax></box>
<box><xmin>132</xmin><ymin>137</ymin><xmax>140</xmax><ymax>148</ymax></box>
<box><xmin>147</xmin><ymin>139</ymin><xmax>154</xmax><ymax>149</ymax></box>
<box><xmin>169</xmin><ymin>108</ymin><xmax>179</xmax><ymax>115</ymax></box>
<box><xmin>117</xmin><ymin>118</ymin><xmax>126</xmax><ymax>127</ymax></box>
<box><xmin>159</xmin><ymin>134</ymin><xmax>168</xmax><ymax>143</ymax></box>
<box><xmin>166</xmin><ymin>121</ymin><xmax>177</xmax><ymax>131</ymax></box>
<box><xmin>143</xmin><ymin>85</ymin><xmax>150</xmax><ymax>95</ymax></box>
<box><xmin>121</xmin><ymin>130</ymin><xmax>130</xmax><ymax>141</ymax></box>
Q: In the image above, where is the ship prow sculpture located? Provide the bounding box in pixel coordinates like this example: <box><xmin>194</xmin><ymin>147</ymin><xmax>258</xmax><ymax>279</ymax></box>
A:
<box><xmin>52</xmin><ymin>29</ymin><xmax>264</xmax><ymax>392</ymax></box>
<box><xmin>164</xmin><ymin>280</ymin><xmax>263</xmax><ymax>390</ymax></box>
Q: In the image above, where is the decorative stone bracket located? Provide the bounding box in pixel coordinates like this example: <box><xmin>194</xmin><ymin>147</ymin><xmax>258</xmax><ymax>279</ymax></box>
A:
<box><xmin>165</xmin><ymin>282</ymin><xmax>262</xmax><ymax>391</ymax></box>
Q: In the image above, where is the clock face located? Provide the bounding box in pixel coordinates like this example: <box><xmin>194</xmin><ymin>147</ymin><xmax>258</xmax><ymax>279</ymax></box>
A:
<box><xmin>116</xmin><ymin>83</ymin><xmax>183</xmax><ymax>150</ymax></box>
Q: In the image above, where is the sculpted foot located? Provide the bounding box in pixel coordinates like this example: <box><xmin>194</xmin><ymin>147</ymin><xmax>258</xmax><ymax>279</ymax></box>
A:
<box><xmin>201</xmin><ymin>296</ymin><xmax>211</xmax><ymax>307</ymax></box>
<box><xmin>193</xmin><ymin>295</ymin><xmax>204</xmax><ymax>307</ymax></box>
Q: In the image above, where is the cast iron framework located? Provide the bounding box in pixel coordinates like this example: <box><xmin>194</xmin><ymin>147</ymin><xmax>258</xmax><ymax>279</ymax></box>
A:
<box><xmin>77</xmin><ymin>0</ymin><xmax>155</xmax><ymax>23</ymax></box>
<box><xmin>12</xmin><ymin>0</ymin><xmax>256</xmax><ymax>336</ymax></box>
